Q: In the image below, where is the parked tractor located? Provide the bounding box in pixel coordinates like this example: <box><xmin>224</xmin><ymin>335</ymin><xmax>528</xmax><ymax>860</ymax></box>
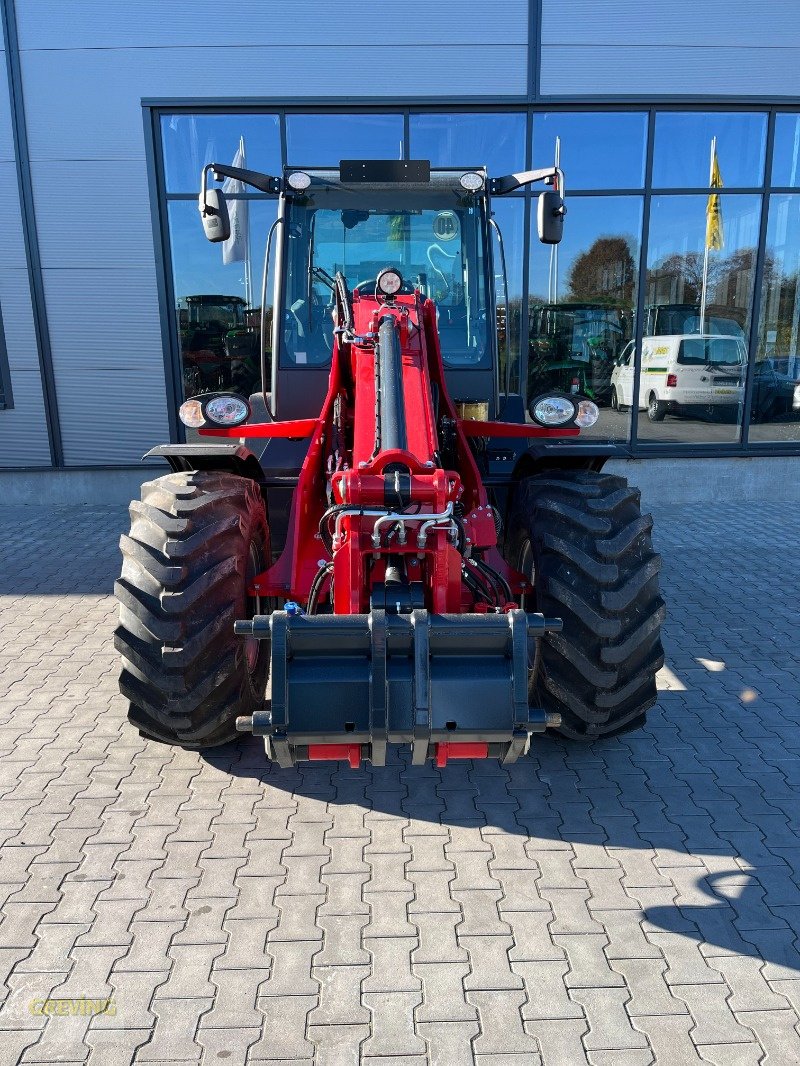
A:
<box><xmin>115</xmin><ymin>159</ymin><xmax>664</xmax><ymax>767</ymax></box>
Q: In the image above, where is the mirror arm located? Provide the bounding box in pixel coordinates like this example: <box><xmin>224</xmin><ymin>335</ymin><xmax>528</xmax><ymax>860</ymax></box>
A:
<box><xmin>490</xmin><ymin>166</ymin><xmax>564</xmax><ymax>196</ymax></box>
<box><xmin>200</xmin><ymin>163</ymin><xmax>213</xmax><ymax>213</ymax></box>
<box><xmin>207</xmin><ymin>162</ymin><xmax>282</xmax><ymax>195</ymax></box>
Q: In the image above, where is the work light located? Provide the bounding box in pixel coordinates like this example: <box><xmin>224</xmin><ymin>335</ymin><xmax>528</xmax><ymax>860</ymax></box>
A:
<box><xmin>377</xmin><ymin>268</ymin><xmax>403</xmax><ymax>297</ymax></box>
<box><xmin>575</xmin><ymin>399</ymin><xmax>600</xmax><ymax>428</ymax></box>
<box><xmin>178</xmin><ymin>399</ymin><xmax>205</xmax><ymax>429</ymax></box>
<box><xmin>203</xmin><ymin>395</ymin><xmax>251</xmax><ymax>427</ymax></box>
<box><xmin>178</xmin><ymin>394</ymin><xmax>251</xmax><ymax>429</ymax></box>
<box><xmin>286</xmin><ymin>171</ymin><xmax>311</xmax><ymax>192</ymax></box>
<box><xmin>460</xmin><ymin>172</ymin><xmax>485</xmax><ymax>193</ymax></box>
<box><xmin>531</xmin><ymin>395</ymin><xmax>576</xmax><ymax>426</ymax></box>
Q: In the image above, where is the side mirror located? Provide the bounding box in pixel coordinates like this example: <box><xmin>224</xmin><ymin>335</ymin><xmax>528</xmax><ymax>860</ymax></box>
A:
<box><xmin>198</xmin><ymin>187</ymin><xmax>230</xmax><ymax>243</ymax></box>
<box><xmin>537</xmin><ymin>190</ymin><xmax>565</xmax><ymax>245</ymax></box>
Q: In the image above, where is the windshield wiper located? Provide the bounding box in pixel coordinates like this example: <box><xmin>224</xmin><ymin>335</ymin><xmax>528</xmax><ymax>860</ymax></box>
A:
<box><xmin>312</xmin><ymin>265</ymin><xmax>335</xmax><ymax>290</ymax></box>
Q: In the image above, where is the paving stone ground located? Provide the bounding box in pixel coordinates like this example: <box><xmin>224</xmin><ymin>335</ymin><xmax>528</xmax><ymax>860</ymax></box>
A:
<box><xmin>0</xmin><ymin>499</ymin><xmax>799</xmax><ymax>1065</ymax></box>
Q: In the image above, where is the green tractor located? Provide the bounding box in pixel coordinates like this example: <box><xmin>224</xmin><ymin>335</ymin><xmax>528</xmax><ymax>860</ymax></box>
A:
<box><xmin>528</xmin><ymin>303</ymin><xmax>628</xmax><ymax>405</ymax></box>
<box><xmin>179</xmin><ymin>294</ymin><xmax>259</xmax><ymax>396</ymax></box>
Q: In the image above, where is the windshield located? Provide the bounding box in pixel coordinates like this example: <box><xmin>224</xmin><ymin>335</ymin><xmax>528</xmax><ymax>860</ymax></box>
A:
<box><xmin>185</xmin><ymin>298</ymin><xmax>244</xmax><ymax>328</ymax></box>
<box><xmin>678</xmin><ymin>337</ymin><xmax>746</xmax><ymax>366</ymax></box>
<box><xmin>281</xmin><ymin>174</ymin><xmax>491</xmax><ymax>368</ymax></box>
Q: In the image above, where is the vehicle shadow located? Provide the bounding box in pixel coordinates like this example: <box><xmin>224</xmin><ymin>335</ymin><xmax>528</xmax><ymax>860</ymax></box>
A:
<box><xmin>202</xmin><ymin>683</ymin><xmax>800</xmax><ymax>975</ymax></box>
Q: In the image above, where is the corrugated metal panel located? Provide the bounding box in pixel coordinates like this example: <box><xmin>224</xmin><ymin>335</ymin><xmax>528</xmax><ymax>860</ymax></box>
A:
<box><xmin>17</xmin><ymin>1</ymin><xmax>527</xmax><ymax>48</ymax></box>
<box><xmin>0</xmin><ymin>47</ymin><xmax>15</xmax><ymax>162</ymax></box>
<box><xmin>0</xmin><ymin>268</ymin><xmax>39</xmax><ymax>371</ymax></box>
<box><xmin>542</xmin><ymin>0</ymin><xmax>800</xmax><ymax>47</ymax></box>
<box><xmin>31</xmin><ymin>159</ymin><xmax>157</xmax><ymax>267</ymax></box>
<box><xmin>0</xmin><ymin>161</ymin><xmax>28</xmax><ymax>268</ymax></box>
<box><xmin>57</xmin><ymin>368</ymin><xmax>170</xmax><ymax>466</ymax></box>
<box><xmin>0</xmin><ymin>369</ymin><xmax>52</xmax><ymax>467</ymax></box>
<box><xmin>541</xmin><ymin>44</ymin><xmax>800</xmax><ymax>97</ymax></box>
<box><xmin>43</xmin><ymin>267</ymin><xmax>163</xmax><ymax>370</ymax></box>
<box><xmin>21</xmin><ymin>45</ymin><xmax>527</xmax><ymax>161</ymax></box>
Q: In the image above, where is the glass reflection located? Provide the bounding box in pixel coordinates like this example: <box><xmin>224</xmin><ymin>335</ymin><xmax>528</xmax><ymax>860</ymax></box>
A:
<box><xmin>528</xmin><ymin>196</ymin><xmax>642</xmax><ymax>439</ymax></box>
<box><xmin>168</xmin><ymin>200</ymin><xmax>277</xmax><ymax>401</ymax></box>
<box><xmin>771</xmin><ymin>114</ymin><xmax>800</xmax><ymax>188</ymax></box>
<box><xmin>532</xmin><ymin>112</ymin><xmax>647</xmax><ymax>190</ymax></box>
<box><xmin>161</xmin><ymin>114</ymin><xmax>281</xmax><ymax>193</ymax></box>
<box><xmin>409</xmin><ymin>112</ymin><xmax>526</xmax><ymax>176</ymax></box>
<box><xmin>751</xmin><ymin>194</ymin><xmax>800</xmax><ymax>442</ymax></box>
<box><xmin>490</xmin><ymin>199</ymin><xmax>524</xmax><ymax>394</ymax></box>
<box><xmin>653</xmin><ymin>112</ymin><xmax>767</xmax><ymax>188</ymax></box>
<box><xmin>286</xmin><ymin>113</ymin><xmax>404</xmax><ymax>166</ymax></box>
<box><xmin>639</xmin><ymin>193</ymin><xmax>760</xmax><ymax>443</ymax></box>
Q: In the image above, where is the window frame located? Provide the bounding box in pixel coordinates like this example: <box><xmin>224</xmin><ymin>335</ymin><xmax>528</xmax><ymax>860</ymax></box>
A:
<box><xmin>0</xmin><ymin>302</ymin><xmax>12</xmax><ymax>410</ymax></box>
<box><xmin>146</xmin><ymin>101</ymin><xmax>800</xmax><ymax>459</ymax></box>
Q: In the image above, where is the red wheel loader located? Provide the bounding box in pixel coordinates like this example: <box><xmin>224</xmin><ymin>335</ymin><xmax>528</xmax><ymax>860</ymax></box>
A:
<box><xmin>115</xmin><ymin>159</ymin><xmax>664</xmax><ymax>767</ymax></box>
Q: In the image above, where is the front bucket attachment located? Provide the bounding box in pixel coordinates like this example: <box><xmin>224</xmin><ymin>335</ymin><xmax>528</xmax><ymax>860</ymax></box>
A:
<box><xmin>235</xmin><ymin>609</ymin><xmax>562</xmax><ymax>768</ymax></box>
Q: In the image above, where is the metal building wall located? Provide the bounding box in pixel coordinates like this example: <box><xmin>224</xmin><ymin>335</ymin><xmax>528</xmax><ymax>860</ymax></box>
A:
<box><xmin>0</xmin><ymin>24</ymin><xmax>50</xmax><ymax>467</ymax></box>
<box><xmin>10</xmin><ymin>0</ymin><xmax>528</xmax><ymax>467</ymax></box>
<box><xmin>540</xmin><ymin>0</ymin><xmax>800</xmax><ymax>97</ymax></box>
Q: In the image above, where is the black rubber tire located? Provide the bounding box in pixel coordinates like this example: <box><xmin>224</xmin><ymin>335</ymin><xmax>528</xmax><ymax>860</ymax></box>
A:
<box><xmin>508</xmin><ymin>470</ymin><xmax>665</xmax><ymax>740</ymax></box>
<box><xmin>647</xmin><ymin>392</ymin><xmax>668</xmax><ymax>422</ymax></box>
<box><xmin>114</xmin><ymin>471</ymin><xmax>270</xmax><ymax>748</ymax></box>
<box><xmin>611</xmin><ymin>386</ymin><xmax>620</xmax><ymax>411</ymax></box>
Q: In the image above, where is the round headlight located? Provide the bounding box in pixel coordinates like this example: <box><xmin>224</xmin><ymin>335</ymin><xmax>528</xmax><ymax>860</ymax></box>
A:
<box><xmin>532</xmin><ymin>395</ymin><xmax>576</xmax><ymax>426</ymax></box>
<box><xmin>377</xmin><ymin>268</ymin><xmax>403</xmax><ymax>297</ymax></box>
<box><xmin>179</xmin><ymin>399</ymin><xmax>205</xmax><ymax>429</ymax></box>
<box><xmin>287</xmin><ymin>171</ymin><xmax>311</xmax><ymax>192</ymax></box>
<box><xmin>460</xmin><ymin>171</ymin><xmax>485</xmax><ymax>193</ymax></box>
<box><xmin>575</xmin><ymin>399</ymin><xmax>599</xmax><ymax>428</ymax></box>
<box><xmin>203</xmin><ymin>394</ymin><xmax>251</xmax><ymax>427</ymax></box>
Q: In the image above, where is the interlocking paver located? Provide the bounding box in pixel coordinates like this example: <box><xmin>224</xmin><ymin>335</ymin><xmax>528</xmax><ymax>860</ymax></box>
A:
<box><xmin>84</xmin><ymin>1026</ymin><xmax>152</xmax><ymax>1066</ymax></box>
<box><xmin>468</xmin><ymin>989</ymin><xmax>542</xmax><ymax>1057</ymax></box>
<box><xmin>571</xmin><ymin>987</ymin><xmax>650</xmax><ymax>1051</ymax></box>
<box><xmin>514</xmin><ymin>961</ymin><xmax>585</xmax><ymax>1020</ymax></box>
<box><xmin>2</xmin><ymin>502</ymin><xmax>800</xmax><ymax>1063</ymax></box>
<box><xmin>308</xmin><ymin>965</ymin><xmax>369</xmax><ymax>1025</ymax></box>
<box><xmin>416</xmin><ymin>1019</ymin><xmax>481</xmax><ymax>1064</ymax></box>
<box><xmin>631</xmin><ymin>1014</ymin><xmax>706</xmax><ymax>1063</ymax></box>
<box><xmin>731</xmin><ymin>1009</ymin><xmax>800</xmax><ymax>1063</ymax></box>
<box><xmin>414</xmin><ymin>962</ymin><xmax>475</xmax><ymax>1022</ymax></box>
<box><xmin>202</xmin><ymin>966</ymin><xmax>271</xmax><ymax>1029</ymax></box>
<box><xmin>673</xmin><ymin>981</ymin><xmax>760</xmax><ymax>1045</ymax></box>
<box><xmin>360</xmin><ymin>991</ymin><xmax>426</xmax><ymax>1058</ymax></box>
<box><xmin>524</xmin><ymin>1017</ymin><xmax>590</xmax><ymax>1066</ymax></box>
<box><xmin>308</xmin><ymin>1022</ymin><xmax>370</xmax><ymax>1065</ymax></box>
<box><xmin>136</xmin><ymin>995</ymin><xmax>212</xmax><ymax>1062</ymax></box>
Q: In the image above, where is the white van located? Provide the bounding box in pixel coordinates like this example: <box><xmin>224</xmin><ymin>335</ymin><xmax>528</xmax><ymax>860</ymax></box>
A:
<box><xmin>611</xmin><ymin>334</ymin><xmax>746</xmax><ymax>421</ymax></box>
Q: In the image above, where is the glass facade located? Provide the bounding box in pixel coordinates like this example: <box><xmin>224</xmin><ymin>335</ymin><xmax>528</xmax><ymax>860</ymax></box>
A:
<box><xmin>160</xmin><ymin>107</ymin><xmax>800</xmax><ymax>455</ymax></box>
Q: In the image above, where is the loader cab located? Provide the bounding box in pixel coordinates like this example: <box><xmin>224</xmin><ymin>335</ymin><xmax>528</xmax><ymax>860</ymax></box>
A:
<box><xmin>271</xmin><ymin>165</ymin><xmax>498</xmax><ymax>421</ymax></box>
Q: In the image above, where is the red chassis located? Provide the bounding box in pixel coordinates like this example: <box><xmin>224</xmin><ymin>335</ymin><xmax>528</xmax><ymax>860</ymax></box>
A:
<box><xmin>201</xmin><ymin>288</ymin><xmax>580</xmax><ymax>615</ymax></box>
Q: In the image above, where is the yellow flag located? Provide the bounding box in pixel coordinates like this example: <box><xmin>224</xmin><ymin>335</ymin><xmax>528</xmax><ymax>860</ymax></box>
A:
<box><xmin>706</xmin><ymin>145</ymin><xmax>724</xmax><ymax>250</ymax></box>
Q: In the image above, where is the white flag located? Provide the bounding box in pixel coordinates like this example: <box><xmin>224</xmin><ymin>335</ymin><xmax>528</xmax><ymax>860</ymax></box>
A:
<box><xmin>222</xmin><ymin>140</ymin><xmax>249</xmax><ymax>266</ymax></box>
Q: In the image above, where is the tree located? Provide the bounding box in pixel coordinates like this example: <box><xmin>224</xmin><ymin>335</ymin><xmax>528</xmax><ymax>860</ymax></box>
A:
<box><xmin>567</xmin><ymin>237</ymin><xmax>636</xmax><ymax>305</ymax></box>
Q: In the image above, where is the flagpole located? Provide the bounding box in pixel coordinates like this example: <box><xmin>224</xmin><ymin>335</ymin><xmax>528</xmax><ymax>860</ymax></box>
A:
<box><xmin>547</xmin><ymin>137</ymin><xmax>561</xmax><ymax>304</ymax></box>
<box><xmin>699</xmin><ymin>136</ymin><xmax>715</xmax><ymax>335</ymax></box>
<box><xmin>240</xmin><ymin>136</ymin><xmax>253</xmax><ymax>309</ymax></box>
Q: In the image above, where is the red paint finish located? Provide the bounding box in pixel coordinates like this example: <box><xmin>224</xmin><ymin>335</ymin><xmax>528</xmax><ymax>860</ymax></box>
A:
<box><xmin>243</xmin><ymin>289</ymin><xmax>582</xmax><ymax>615</ymax></box>
<box><xmin>458</xmin><ymin>420</ymin><xmax>580</xmax><ymax>439</ymax></box>
<box><xmin>435</xmin><ymin>742</ymin><xmax>489</xmax><ymax>767</ymax></box>
<box><xmin>199</xmin><ymin>418</ymin><xmax>318</xmax><ymax>439</ymax></box>
<box><xmin>308</xmin><ymin>744</ymin><xmax>362</xmax><ymax>768</ymax></box>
